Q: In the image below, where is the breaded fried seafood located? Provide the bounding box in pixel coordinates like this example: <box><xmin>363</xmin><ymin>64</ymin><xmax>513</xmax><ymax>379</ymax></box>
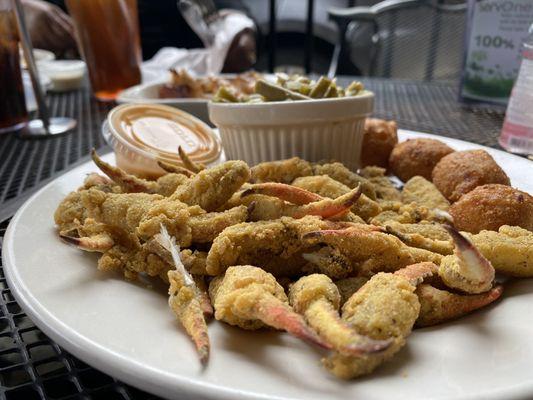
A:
<box><xmin>53</xmin><ymin>143</ymin><xmax>530</xmax><ymax>380</ymax></box>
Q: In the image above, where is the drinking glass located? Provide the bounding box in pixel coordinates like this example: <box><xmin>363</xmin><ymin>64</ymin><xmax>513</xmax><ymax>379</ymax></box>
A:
<box><xmin>66</xmin><ymin>0</ymin><xmax>142</xmax><ymax>101</ymax></box>
<box><xmin>0</xmin><ymin>0</ymin><xmax>28</xmax><ymax>133</ymax></box>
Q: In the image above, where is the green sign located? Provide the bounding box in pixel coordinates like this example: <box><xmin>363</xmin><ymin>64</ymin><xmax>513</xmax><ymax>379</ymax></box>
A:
<box><xmin>461</xmin><ymin>0</ymin><xmax>533</xmax><ymax>104</ymax></box>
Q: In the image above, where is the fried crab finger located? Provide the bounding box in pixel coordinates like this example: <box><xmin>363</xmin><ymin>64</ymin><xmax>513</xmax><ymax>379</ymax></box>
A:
<box><xmin>209</xmin><ymin>265</ymin><xmax>329</xmax><ymax>349</ymax></box>
<box><xmin>91</xmin><ymin>149</ymin><xmax>159</xmax><ymax>194</ymax></box>
<box><xmin>439</xmin><ymin>225</ymin><xmax>495</xmax><ymax>294</ymax></box>
<box><xmin>170</xmin><ymin>160</ymin><xmax>251</xmax><ymax>212</ymax></box>
<box><xmin>60</xmin><ymin>232</ymin><xmax>115</xmax><ymax>252</ymax></box>
<box><xmin>168</xmin><ymin>270</ymin><xmax>210</xmax><ymax>364</ymax></box>
<box><xmin>188</xmin><ymin>206</ymin><xmax>248</xmax><ymax>243</ymax></box>
<box><xmin>302</xmin><ymin>224</ymin><xmax>430</xmax><ymax>276</ymax></box>
<box><xmin>241</xmin><ymin>182</ymin><xmax>323</xmax><ymax>205</ymax></box>
<box><xmin>289</xmin><ymin>186</ymin><xmax>362</xmax><ymax>219</ymax></box>
<box><xmin>178</xmin><ymin>146</ymin><xmax>206</xmax><ymax>173</ymax></box>
<box><xmin>289</xmin><ymin>274</ymin><xmax>392</xmax><ymax>356</ymax></box>
<box><xmin>416</xmin><ymin>284</ymin><xmax>503</xmax><ymax>327</ymax></box>
<box><xmin>324</xmin><ymin>268</ymin><xmax>424</xmax><ymax>379</ymax></box>
<box><xmin>161</xmin><ymin>225</ymin><xmax>211</xmax><ymax>364</ymax></box>
<box><xmin>466</xmin><ymin>225</ymin><xmax>533</xmax><ymax>278</ymax></box>
<box><xmin>250</xmin><ymin>157</ymin><xmax>313</xmax><ymax>184</ymax></box>
<box><xmin>384</xmin><ymin>221</ymin><xmax>454</xmax><ymax>255</ymax></box>
<box><xmin>157</xmin><ymin>160</ymin><xmax>195</xmax><ymax>177</ymax></box>
<box><xmin>313</xmin><ymin>162</ymin><xmax>377</xmax><ymax>200</ymax></box>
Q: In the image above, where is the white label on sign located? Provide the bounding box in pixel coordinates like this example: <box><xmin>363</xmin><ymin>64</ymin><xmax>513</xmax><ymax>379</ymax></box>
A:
<box><xmin>461</xmin><ymin>0</ymin><xmax>533</xmax><ymax>104</ymax></box>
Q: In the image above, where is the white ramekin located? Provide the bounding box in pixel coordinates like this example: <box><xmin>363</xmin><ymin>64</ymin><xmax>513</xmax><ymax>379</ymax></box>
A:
<box><xmin>208</xmin><ymin>93</ymin><xmax>374</xmax><ymax>169</ymax></box>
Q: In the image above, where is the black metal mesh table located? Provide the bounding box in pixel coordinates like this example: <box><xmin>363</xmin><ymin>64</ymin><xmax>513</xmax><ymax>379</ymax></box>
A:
<box><xmin>0</xmin><ymin>78</ymin><xmax>505</xmax><ymax>399</ymax></box>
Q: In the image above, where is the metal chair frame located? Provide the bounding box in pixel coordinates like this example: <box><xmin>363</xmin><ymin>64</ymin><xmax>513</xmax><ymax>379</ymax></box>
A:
<box><xmin>328</xmin><ymin>0</ymin><xmax>467</xmax><ymax>79</ymax></box>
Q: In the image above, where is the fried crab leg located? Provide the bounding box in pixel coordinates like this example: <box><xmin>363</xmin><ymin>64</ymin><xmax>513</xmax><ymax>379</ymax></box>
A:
<box><xmin>416</xmin><ymin>284</ymin><xmax>503</xmax><ymax>327</ymax></box>
<box><xmin>302</xmin><ymin>225</ymin><xmax>442</xmax><ymax>276</ymax></box>
<box><xmin>91</xmin><ymin>149</ymin><xmax>159</xmax><ymax>193</ymax></box>
<box><xmin>60</xmin><ymin>231</ymin><xmax>115</xmax><ymax>252</ymax></box>
<box><xmin>438</xmin><ymin>225</ymin><xmax>495</xmax><ymax>294</ymax></box>
<box><xmin>292</xmin><ymin>175</ymin><xmax>382</xmax><ymax>221</ymax></box>
<box><xmin>465</xmin><ymin>225</ymin><xmax>533</xmax><ymax>277</ymax></box>
<box><xmin>209</xmin><ymin>265</ymin><xmax>329</xmax><ymax>348</ymax></box>
<box><xmin>383</xmin><ymin>221</ymin><xmax>454</xmax><ymax>255</ymax></box>
<box><xmin>178</xmin><ymin>146</ymin><xmax>206</xmax><ymax>173</ymax></box>
<box><xmin>242</xmin><ymin>182</ymin><xmax>322</xmax><ymax>205</ymax></box>
<box><xmin>170</xmin><ymin>160</ymin><xmax>251</xmax><ymax>212</ymax></box>
<box><xmin>324</xmin><ymin>262</ymin><xmax>436</xmax><ymax>379</ymax></box>
<box><xmin>242</xmin><ymin>184</ymin><xmax>363</xmax><ymax>220</ymax></box>
<box><xmin>160</xmin><ymin>225</ymin><xmax>211</xmax><ymax>364</ymax></box>
<box><xmin>157</xmin><ymin>160</ymin><xmax>195</xmax><ymax>177</ymax></box>
<box><xmin>249</xmin><ymin>158</ymin><xmax>377</xmax><ymax>200</ymax></box>
<box><xmin>205</xmin><ymin>216</ymin><xmax>343</xmax><ymax>277</ymax></box>
<box><xmin>91</xmin><ymin>149</ymin><xmax>188</xmax><ymax>196</ymax></box>
<box><xmin>289</xmin><ymin>274</ymin><xmax>392</xmax><ymax>356</ymax></box>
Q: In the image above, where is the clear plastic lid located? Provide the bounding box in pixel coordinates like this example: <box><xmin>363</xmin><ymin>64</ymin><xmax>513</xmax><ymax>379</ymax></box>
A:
<box><xmin>106</xmin><ymin>103</ymin><xmax>221</xmax><ymax>176</ymax></box>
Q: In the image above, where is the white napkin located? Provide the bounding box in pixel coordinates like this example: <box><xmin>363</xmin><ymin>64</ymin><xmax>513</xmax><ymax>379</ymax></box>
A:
<box><xmin>141</xmin><ymin>11</ymin><xmax>254</xmax><ymax>83</ymax></box>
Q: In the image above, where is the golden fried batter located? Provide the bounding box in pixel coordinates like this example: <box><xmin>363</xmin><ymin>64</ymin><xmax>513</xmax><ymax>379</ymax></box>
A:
<box><xmin>370</xmin><ymin>201</ymin><xmax>448</xmax><ymax>226</ymax></box>
<box><xmin>292</xmin><ymin>175</ymin><xmax>382</xmax><ymax>221</ymax></box>
<box><xmin>335</xmin><ymin>277</ymin><xmax>369</xmax><ymax>305</ymax></box>
<box><xmin>251</xmin><ymin>157</ymin><xmax>313</xmax><ymax>184</ymax></box>
<box><xmin>54</xmin><ymin>191</ymin><xmax>87</xmax><ymax>234</ymax></box>
<box><xmin>416</xmin><ymin>284</ymin><xmax>502</xmax><ymax>327</ymax></box>
<box><xmin>384</xmin><ymin>221</ymin><xmax>453</xmax><ymax>255</ymax></box>
<box><xmin>432</xmin><ymin>150</ymin><xmax>511</xmax><ymax>202</ymax></box>
<box><xmin>402</xmin><ymin>176</ymin><xmax>450</xmax><ymax>211</ymax></box>
<box><xmin>289</xmin><ymin>274</ymin><xmax>391</xmax><ymax>355</ymax></box>
<box><xmin>389</xmin><ymin>138</ymin><xmax>454</xmax><ymax>182</ymax></box>
<box><xmin>324</xmin><ymin>273</ymin><xmax>420</xmax><ymax>379</ymax></box>
<box><xmin>361</xmin><ymin>118</ymin><xmax>398</xmax><ymax>168</ymax></box>
<box><xmin>188</xmin><ymin>206</ymin><xmax>248</xmax><ymax>243</ymax></box>
<box><xmin>303</xmin><ymin>225</ymin><xmax>442</xmax><ymax>276</ymax></box>
<box><xmin>206</xmin><ymin>216</ymin><xmax>332</xmax><ymax>277</ymax></box>
<box><xmin>359</xmin><ymin>166</ymin><xmax>401</xmax><ymax>201</ymax></box>
<box><xmin>170</xmin><ymin>160</ymin><xmax>250</xmax><ymax>211</ymax></box>
<box><xmin>312</xmin><ymin>162</ymin><xmax>376</xmax><ymax>200</ymax></box>
<box><xmin>209</xmin><ymin>266</ymin><xmax>325</xmax><ymax>347</ymax></box>
<box><xmin>450</xmin><ymin>184</ymin><xmax>533</xmax><ymax>233</ymax></box>
<box><xmin>466</xmin><ymin>225</ymin><xmax>533</xmax><ymax>277</ymax></box>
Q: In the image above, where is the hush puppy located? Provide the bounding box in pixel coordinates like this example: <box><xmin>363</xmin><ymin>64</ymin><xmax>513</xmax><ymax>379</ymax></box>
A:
<box><xmin>361</xmin><ymin>118</ymin><xmax>398</xmax><ymax>168</ymax></box>
<box><xmin>450</xmin><ymin>184</ymin><xmax>533</xmax><ymax>233</ymax></box>
<box><xmin>389</xmin><ymin>138</ymin><xmax>454</xmax><ymax>182</ymax></box>
<box><xmin>432</xmin><ymin>150</ymin><xmax>511</xmax><ymax>202</ymax></box>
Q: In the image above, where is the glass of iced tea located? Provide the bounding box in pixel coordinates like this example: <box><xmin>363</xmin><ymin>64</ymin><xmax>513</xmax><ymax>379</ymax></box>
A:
<box><xmin>0</xmin><ymin>0</ymin><xmax>28</xmax><ymax>134</ymax></box>
<box><xmin>66</xmin><ymin>0</ymin><xmax>142</xmax><ymax>101</ymax></box>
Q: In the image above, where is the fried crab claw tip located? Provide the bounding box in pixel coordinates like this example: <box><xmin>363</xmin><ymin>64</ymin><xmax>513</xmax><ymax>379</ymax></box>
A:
<box><xmin>59</xmin><ymin>233</ymin><xmax>114</xmax><ymax>252</ymax></box>
<box><xmin>344</xmin><ymin>337</ymin><xmax>394</xmax><ymax>356</ymax></box>
<box><xmin>91</xmin><ymin>147</ymin><xmax>156</xmax><ymax>193</ymax></box>
<box><xmin>260</xmin><ymin>303</ymin><xmax>331</xmax><ymax>349</ymax></box>
<box><xmin>178</xmin><ymin>146</ymin><xmax>205</xmax><ymax>173</ymax></box>
<box><xmin>444</xmin><ymin>224</ymin><xmax>494</xmax><ymax>271</ymax></box>
<box><xmin>199</xmin><ymin>346</ymin><xmax>209</xmax><ymax>366</ymax></box>
<box><xmin>157</xmin><ymin>160</ymin><xmax>194</xmax><ymax>177</ymax></box>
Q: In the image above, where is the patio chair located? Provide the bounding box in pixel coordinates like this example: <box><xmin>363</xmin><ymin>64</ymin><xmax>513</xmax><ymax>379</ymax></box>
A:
<box><xmin>328</xmin><ymin>0</ymin><xmax>468</xmax><ymax>81</ymax></box>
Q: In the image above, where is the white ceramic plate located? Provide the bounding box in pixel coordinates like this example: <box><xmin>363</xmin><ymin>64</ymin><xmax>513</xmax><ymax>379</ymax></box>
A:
<box><xmin>3</xmin><ymin>131</ymin><xmax>533</xmax><ymax>400</ymax></box>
